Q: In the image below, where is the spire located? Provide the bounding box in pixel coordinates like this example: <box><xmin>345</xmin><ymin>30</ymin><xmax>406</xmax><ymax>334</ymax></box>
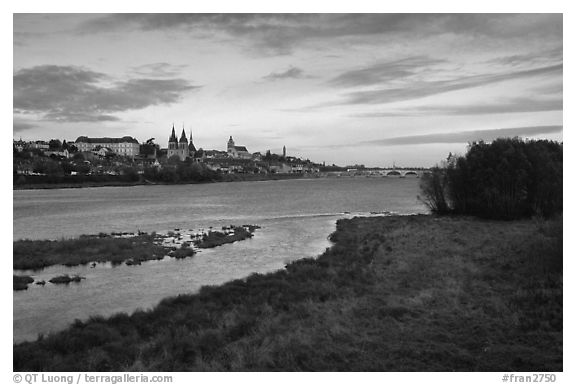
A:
<box><xmin>169</xmin><ymin>124</ymin><xmax>177</xmax><ymax>142</ymax></box>
<box><xmin>189</xmin><ymin>129</ymin><xmax>196</xmax><ymax>151</ymax></box>
<box><xmin>179</xmin><ymin>128</ymin><xmax>188</xmax><ymax>143</ymax></box>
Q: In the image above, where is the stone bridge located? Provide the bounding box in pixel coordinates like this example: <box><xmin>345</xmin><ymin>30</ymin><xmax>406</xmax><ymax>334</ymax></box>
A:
<box><xmin>369</xmin><ymin>169</ymin><xmax>428</xmax><ymax>177</ymax></box>
<box><xmin>337</xmin><ymin>169</ymin><xmax>429</xmax><ymax>177</ymax></box>
<box><xmin>327</xmin><ymin>169</ymin><xmax>430</xmax><ymax>177</ymax></box>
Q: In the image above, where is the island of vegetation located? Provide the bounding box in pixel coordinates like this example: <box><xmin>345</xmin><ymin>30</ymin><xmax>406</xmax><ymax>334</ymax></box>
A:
<box><xmin>13</xmin><ymin>232</ymin><xmax>176</xmax><ymax>271</ymax></box>
<box><xmin>13</xmin><ymin>275</ymin><xmax>34</xmax><ymax>291</ymax></box>
<box><xmin>13</xmin><ymin>138</ymin><xmax>562</xmax><ymax>371</ymax></box>
<box><xmin>13</xmin><ymin>226</ymin><xmax>262</xmax><ymax>289</ymax></box>
<box><xmin>194</xmin><ymin>225</ymin><xmax>260</xmax><ymax>249</ymax></box>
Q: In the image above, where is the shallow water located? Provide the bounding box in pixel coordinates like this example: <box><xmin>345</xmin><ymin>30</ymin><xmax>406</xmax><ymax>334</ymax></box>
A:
<box><xmin>13</xmin><ymin>177</ymin><xmax>427</xmax><ymax>342</ymax></box>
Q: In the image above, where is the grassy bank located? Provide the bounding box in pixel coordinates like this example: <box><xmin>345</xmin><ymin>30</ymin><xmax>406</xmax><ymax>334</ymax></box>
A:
<box><xmin>13</xmin><ymin>215</ymin><xmax>562</xmax><ymax>371</ymax></box>
<box><xmin>13</xmin><ymin>233</ymin><xmax>176</xmax><ymax>270</ymax></box>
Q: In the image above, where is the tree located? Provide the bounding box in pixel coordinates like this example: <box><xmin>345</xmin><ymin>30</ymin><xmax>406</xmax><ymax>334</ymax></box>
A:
<box><xmin>167</xmin><ymin>155</ymin><xmax>181</xmax><ymax>165</ymax></box>
<box><xmin>140</xmin><ymin>138</ymin><xmax>158</xmax><ymax>157</ymax></box>
<box><xmin>49</xmin><ymin>139</ymin><xmax>62</xmax><ymax>150</ymax></box>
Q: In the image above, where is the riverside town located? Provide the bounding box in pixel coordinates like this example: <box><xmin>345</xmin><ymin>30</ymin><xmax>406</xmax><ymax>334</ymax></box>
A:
<box><xmin>13</xmin><ymin>124</ymin><xmax>428</xmax><ymax>188</ymax></box>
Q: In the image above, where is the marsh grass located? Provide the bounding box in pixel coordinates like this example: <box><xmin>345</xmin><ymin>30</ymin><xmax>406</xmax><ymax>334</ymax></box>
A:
<box><xmin>48</xmin><ymin>275</ymin><xmax>85</xmax><ymax>284</ymax></box>
<box><xmin>194</xmin><ymin>226</ymin><xmax>259</xmax><ymax>249</ymax></box>
<box><xmin>13</xmin><ymin>216</ymin><xmax>562</xmax><ymax>371</ymax></box>
<box><xmin>13</xmin><ymin>275</ymin><xmax>34</xmax><ymax>291</ymax></box>
<box><xmin>13</xmin><ymin>233</ymin><xmax>174</xmax><ymax>270</ymax></box>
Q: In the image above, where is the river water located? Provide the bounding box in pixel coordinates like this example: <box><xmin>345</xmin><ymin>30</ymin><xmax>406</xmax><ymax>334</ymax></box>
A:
<box><xmin>13</xmin><ymin>177</ymin><xmax>427</xmax><ymax>342</ymax></box>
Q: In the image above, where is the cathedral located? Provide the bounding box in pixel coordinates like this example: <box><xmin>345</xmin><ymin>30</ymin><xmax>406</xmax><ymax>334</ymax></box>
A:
<box><xmin>167</xmin><ymin>125</ymin><xmax>196</xmax><ymax>161</ymax></box>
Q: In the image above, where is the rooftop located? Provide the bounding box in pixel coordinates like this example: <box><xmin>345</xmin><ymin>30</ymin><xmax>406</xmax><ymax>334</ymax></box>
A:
<box><xmin>75</xmin><ymin>136</ymin><xmax>139</xmax><ymax>144</ymax></box>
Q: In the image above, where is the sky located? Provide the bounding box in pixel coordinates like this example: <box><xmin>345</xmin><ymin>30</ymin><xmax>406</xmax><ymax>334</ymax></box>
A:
<box><xmin>13</xmin><ymin>13</ymin><xmax>563</xmax><ymax>167</ymax></box>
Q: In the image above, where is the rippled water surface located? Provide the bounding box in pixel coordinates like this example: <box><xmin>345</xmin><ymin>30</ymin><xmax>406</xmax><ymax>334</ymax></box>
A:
<box><xmin>13</xmin><ymin>177</ymin><xmax>427</xmax><ymax>342</ymax></box>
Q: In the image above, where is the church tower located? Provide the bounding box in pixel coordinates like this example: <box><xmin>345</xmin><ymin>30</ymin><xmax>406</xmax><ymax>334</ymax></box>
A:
<box><xmin>283</xmin><ymin>145</ymin><xmax>286</xmax><ymax>158</ymax></box>
<box><xmin>227</xmin><ymin>136</ymin><xmax>235</xmax><ymax>157</ymax></box>
<box><xmin>178</xmin><ymin>128</ymin><xmax>188</xmax><ymax>161</ymax></box>
<box><xmin>167</xmin><ymin>124</ymin><xmax>178</xmax><ymax>159</ymax></box>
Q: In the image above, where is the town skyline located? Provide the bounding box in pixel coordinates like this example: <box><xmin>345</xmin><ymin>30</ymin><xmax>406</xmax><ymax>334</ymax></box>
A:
<box><xmin>14</xmin><ymin>14</ymin><xmax>563</xmax><ymax>167</ymax></box>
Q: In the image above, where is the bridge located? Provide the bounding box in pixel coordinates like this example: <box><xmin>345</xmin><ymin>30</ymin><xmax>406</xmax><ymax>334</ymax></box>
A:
<box><xmin>367</xmin><ymin>169</ymin><xmax>428</xmax><ymax>177</ymax></box>
<box><xmin>328</xmin><ymin>169</ymin><xmax>429</xmax><ymax>177</ymax></box>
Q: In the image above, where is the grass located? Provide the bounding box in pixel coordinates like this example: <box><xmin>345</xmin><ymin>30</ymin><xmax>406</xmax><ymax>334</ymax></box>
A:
<box><xmin>169</xmin><ymin>245</ymin><xmax>196</xmax><ymax>259</ymax></box>
<box><xmin>13</xmin><ymin>215</ymin><xmax>562</xmax><ymax>371</ymax></box>
<box><xmin>194</xmin><ymin>226</ymin><xmax>260</xmax><ymax>249</ymax></box>
<box><xmin>14</xmin><ymin>275</ymin><xmax>34</xmax><ymax>291</ymax></box>
<box><xmin>13</xmin><ymin>233</ymin><xmax>180</xmax><ymax>270</ymax></box>
<box><xmin>48</xmin><ymin>275</ymin><xmax>85</xmax><ymax>284</ymax></box>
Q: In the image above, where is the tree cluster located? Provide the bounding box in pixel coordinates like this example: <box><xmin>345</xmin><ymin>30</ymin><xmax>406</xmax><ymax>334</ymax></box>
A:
<box><xmin>419</xmin><ymin>138</ymin><xmax>562</xmax><ymax>219</ymax></box>
<box><xmin>143</xmin><ymin>160</ymin><xmax>221</xmax><ymax>184</ymax></box>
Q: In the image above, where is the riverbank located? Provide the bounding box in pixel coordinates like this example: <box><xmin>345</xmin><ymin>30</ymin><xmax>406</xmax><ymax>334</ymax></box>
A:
<box><xmin>13</xmin><ymin>172</ymin><xmax>307</xmax><ymax>190</ymax></box>
<box><xmin>13</xmin><ymin>215</ymin><xmax>562</xmax><ymax>371</ymax></box>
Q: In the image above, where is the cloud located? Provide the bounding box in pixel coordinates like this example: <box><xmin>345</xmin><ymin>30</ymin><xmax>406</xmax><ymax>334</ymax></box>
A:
<box><xmin>330</xmin><ymin>63</ymin><xmax>562</xmax><ymax>106</ymax></box>
<box><xmin>262</xmin><ymin>66</ymin><xmax>307</xmax><ymax>81</ymax></box>
<box><xmin>329</xmin><ymin>56</ymin><xmax>446</xmax><ymax>87</ymax></box>
<box><xmin>355</xmin><ymin>97</ymin><xmax>563</xmax><ymax>117</ymax></box>
<box><xmin>130</xmin><ymin>63</ymin><xmax>189</xmax><ymax>78</ymax></box>
<box><xmin>13</xmin><ymin>65</ymin><xmax>199</xmax><ymax>122</ymax></box>
<box><xmin>78</xmin><ymin>14</ymin><xmax>562</xmax><ymax>55</ymax></box>
<box><xmin>354</xmin><ymin>125</ymin><xmax>563</xmax><ymax>146</ymax></box>
<box><xmin>13</xmin><ymin>120</ymin><xmax>37</xmax><ymax>133</ymax></box>
<box><xmin>486</xmin><ymin>47</ymin><xmax>563</xmax><ymax>68</ymax></box>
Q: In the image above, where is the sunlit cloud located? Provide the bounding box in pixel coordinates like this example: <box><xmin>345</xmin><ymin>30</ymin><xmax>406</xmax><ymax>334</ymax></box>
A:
<box><xmin>354</xmin><ymin>97</ymin><xmax>563</xmax><ymax>117</ymax></box>
<box><xmin>353</xmin><ymin>125</ymin><xmax>563</xmax><ymax>146</ymax></box>
<box><xmin>130</xmin><ymin>63</ymin><xmax>189</xmax><ymax>78</ymax></box>
<box><xmin>262</xmin><ymin>66</ymin><xmax>308</xmax><ymax>81</ymax></box>
<box><xmin>330</xmin><ymin>64</ymin><xmax>562</xmax><ymax>106</ymax></box>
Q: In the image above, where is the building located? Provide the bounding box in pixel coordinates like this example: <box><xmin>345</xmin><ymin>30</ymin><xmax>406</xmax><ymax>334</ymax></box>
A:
<box><xmin>203</xmin><ymin>150</ymin><xmax>228</xmax><ymax>159</ymax></box>
<box><xmin>227</xmin><ymin>136</ymin><xmax>251</xmax><ymax>159</ymax></box>
<box><xmin>167</xmin><ymin>125</ymin><xmax>196</xmax><ymax>161</ymax></box>
<box><xmin>45</xmin><ymin>149</ymin><xmax>70</xmax><ymax>159</ymax></box>
<box><xmin>75</xmin><ymin>136</ymin><xmax>140</xmax><ymax>157</ymax></box>
<box><xmin>29</xmin><ymin>141</ymin><xmax>50</xmax><ymax>150</ymax></box>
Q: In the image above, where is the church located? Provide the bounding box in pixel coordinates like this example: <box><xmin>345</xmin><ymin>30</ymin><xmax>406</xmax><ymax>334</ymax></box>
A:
<box><xmin>227</xmin><ymin>136</ymin><xmax>251</xmax><ymax>159</ymax></box>
<box><xmin>167</xmin><ymin>125</ymin><xmax>196</xmax><ymax>161</ymax></box>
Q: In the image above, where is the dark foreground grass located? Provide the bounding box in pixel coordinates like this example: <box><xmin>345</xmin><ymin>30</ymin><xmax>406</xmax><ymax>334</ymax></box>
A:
<box><xmin>13</xmin><ymin>233</ymin><xmax>175</xmax><ymax>270</ymax></box>
<box><xmin>13</xmin><ymin>215</ymin><xmax>562</xmax><ymax>371</ymax></box>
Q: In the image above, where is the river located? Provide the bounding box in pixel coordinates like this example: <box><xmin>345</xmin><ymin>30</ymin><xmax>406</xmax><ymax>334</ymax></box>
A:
<box><xmin>13</xmin><ymin>177</ymin><xmax>427</xmax><ymax>342</ymax></box>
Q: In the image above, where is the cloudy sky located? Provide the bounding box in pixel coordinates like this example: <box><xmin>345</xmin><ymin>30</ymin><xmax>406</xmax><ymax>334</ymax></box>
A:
<box><xmin>13</xmin><ymin>13</ymin><xmax>563</xmax><ymax>167</ymax></box>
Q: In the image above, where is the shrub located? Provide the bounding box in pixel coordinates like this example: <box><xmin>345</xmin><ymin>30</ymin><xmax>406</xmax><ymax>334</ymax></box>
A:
<box><xmin>418</xmin><ymin>166</ymin><xmax>451</xmax><ymax>214</ymax></box>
